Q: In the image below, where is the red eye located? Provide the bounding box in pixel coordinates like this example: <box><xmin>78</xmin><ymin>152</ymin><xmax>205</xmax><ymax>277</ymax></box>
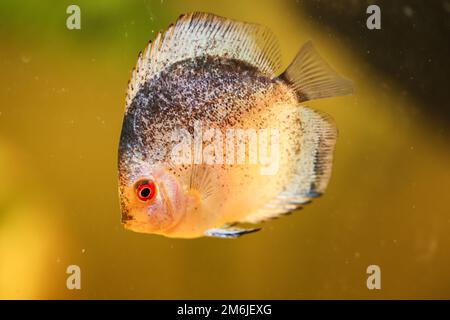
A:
<box><xmin>136</xmin><ymin>180</ymin><xmax>156</xmax><ymax>202</ymax></box>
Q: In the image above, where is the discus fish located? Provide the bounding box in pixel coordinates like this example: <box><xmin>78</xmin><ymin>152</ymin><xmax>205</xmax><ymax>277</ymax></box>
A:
<box><xmin>118</xmin><ymin>12</ymin><xmax>353</xmax><ymax>238</ymax></box>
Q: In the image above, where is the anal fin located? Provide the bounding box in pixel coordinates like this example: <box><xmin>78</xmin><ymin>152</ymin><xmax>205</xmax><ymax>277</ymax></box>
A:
<box><xmin>205</xmin><ymin>226</ymin><xmax>261</xmax><ymax>239</ymax></box>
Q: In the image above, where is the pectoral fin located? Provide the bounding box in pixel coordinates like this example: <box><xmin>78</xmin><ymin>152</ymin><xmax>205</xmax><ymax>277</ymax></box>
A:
<box><xmin>205</xmin><ymin>226</ymin><xmax>261</xmax><ymax>238</ymax></box>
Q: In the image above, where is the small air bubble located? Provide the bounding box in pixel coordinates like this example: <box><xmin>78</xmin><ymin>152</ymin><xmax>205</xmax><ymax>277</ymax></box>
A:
<box><xmin>403</xmin><ymin>6</ymin><xmax>414</xmax><ymax>17</ymax></box>
<box><xmin>21</xmin><ymin>55</ymin><xmax>31</xmax><ymax>63</ymax></box>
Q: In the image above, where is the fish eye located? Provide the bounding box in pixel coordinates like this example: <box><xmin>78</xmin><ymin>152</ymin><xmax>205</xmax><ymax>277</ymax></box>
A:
<box><xmin>136</xmin><ymin>180</ymin><xmax>156</xmax><ymax>202</ymax></box>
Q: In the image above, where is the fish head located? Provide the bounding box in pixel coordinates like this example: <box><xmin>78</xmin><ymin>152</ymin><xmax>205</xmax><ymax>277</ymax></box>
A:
<box><xmin>119</xmin><ymin>166</ymin><xmax>185</xmax><ymax>234</ymax></box>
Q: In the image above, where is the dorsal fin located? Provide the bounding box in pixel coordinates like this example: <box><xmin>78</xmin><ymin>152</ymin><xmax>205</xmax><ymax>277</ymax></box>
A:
<box><xmin>125</xmin><ymin>12</ymin><xmax>281</xmax><ymax>110</ymax></box>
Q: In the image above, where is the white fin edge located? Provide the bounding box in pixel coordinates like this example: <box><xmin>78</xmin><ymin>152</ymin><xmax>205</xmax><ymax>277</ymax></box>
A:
<box><xmin>205</xmin><ymin>226</ymin><xmax>261</xmax><ymax>238</ymax></box>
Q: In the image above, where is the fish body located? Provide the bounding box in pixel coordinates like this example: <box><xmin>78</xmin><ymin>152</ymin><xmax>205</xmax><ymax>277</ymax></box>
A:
<box><xmin>118</xmin><ymin>12</ymin><xmax>353</xmax><ymax>238</ymax></box>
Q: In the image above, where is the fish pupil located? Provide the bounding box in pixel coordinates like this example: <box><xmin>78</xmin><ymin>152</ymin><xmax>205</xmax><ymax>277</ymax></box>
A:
<box><xmin>140</xmin><ymin>187</ymin><xmax>151</xmax><ymax>198</ymax></box>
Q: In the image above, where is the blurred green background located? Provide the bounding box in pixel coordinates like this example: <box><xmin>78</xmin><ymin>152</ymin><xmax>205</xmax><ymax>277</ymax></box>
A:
<box><xmin>0</xmin><ymin>0</ymin><xmax>449</xmax><ymax>299</ymax></box>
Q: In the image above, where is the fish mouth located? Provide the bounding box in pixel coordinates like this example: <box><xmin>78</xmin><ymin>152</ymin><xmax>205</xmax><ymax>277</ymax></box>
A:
<box><xmin>121</xmin><ymin>211</ymin><xmax>134</xmax><ymax>223</ymax></box>
<box><xmin>119</xmin><ymin>194</ymin><xmax>134</xmax><ymax>223</ymax></box>
<box><xmin>122</xmin><ymin>219</ymin><xmax>156</xmax><ymax>234</ymax></box>
<box><xmin>122</xmin><ymin>210</ymin><xmax>134</xmax><ymax>223</ymax></box>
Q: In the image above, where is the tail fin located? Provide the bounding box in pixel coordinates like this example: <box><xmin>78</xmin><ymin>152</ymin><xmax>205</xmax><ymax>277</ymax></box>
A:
<box><xmin>279</xmin><ymin>41</ymin><xmax>353</xmax><ymax>102</ymax></box>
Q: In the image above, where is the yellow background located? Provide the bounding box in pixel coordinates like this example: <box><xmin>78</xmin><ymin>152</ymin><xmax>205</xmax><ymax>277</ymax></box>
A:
<box><xmin>1</xmin><ymin>0</ymin><xmax>449</xmax><ymax>299</ymax></box>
